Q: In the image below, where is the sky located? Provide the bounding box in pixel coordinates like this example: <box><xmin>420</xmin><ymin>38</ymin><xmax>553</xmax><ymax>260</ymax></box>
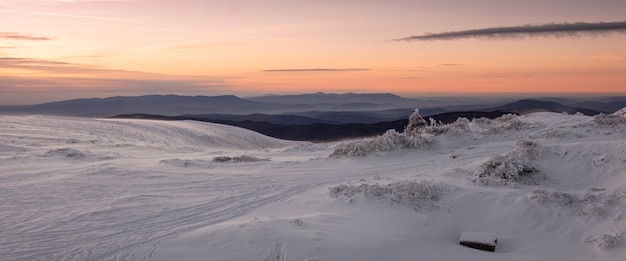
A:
<box><xmin>1</xmin><ymin>0</ymin><xmax>625</xmax><ymax>105</ymax></box>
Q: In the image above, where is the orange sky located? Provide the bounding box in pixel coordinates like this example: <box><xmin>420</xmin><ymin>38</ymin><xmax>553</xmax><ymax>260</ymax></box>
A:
<box><xmin>1</xmin><ymin>0</ymin><xmax>625</xmax><ymax>105</ymax></box>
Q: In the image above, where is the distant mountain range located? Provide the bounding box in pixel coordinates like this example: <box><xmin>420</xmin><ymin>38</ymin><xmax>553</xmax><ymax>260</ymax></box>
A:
<box><xmin>2</xmin><ymin>93</ymin><xmax>625</xmax><ymax>141</ymax></box>
<box><xmin>480</xmin><ymin>99</ymin><xmax>603</xmax><ymax>115</ymax></box>
<box><xmin>0</xmin><ymin>93</ymin><xmax>422</xmax><ymax>118</ymax></box>
<box><xmin>1</xmin><ymin>93</ymin><xmax>623</xmax><ymax>119</ymax></box>
<box><xmin>110</xmin><ymin>110</ymin><xmax>512</xmax><ymax>142</ymax></box>
<box><xmin>0</xmin><ymin>93</ymin><xmax>626</xmax><ymax>141</ymax></box>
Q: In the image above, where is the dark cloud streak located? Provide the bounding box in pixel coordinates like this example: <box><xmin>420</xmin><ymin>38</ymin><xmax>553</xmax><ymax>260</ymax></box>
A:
<box><xmin>0</xmin><ymin>32</ymin><xmax>51</xmax><ymax>41</ymax></box>
<box><xmin>396</xmin><ymin>21</ymin><xmax>626</xmax><ymax>41</ymax></box>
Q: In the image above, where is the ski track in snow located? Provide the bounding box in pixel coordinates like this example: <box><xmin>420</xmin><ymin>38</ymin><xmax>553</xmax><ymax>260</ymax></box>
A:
<box><xmin>1</xmin><ymin>113</ymin><xmax>625</xmax><ymax>261</ymax></box>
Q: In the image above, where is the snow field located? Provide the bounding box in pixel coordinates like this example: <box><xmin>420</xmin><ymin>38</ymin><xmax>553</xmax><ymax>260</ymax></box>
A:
<box><xmin>0</xmin><ymin>111</ymin><xmax>625</xmax><ymax>261</ymax></box>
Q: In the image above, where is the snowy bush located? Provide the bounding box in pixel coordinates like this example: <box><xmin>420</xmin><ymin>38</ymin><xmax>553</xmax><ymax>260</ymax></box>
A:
<box><xmin>530</xmin><ymin>189</ymin><xmax>626</xmax><ymax>218</ymax></box>
<box><xmin>44</xmin><ymin>148</ymin><xmax>86</xmax><ymax>159</ymax></box>
<box><xmin>585</xmin><ymin>233</ymin><xmax>623</xmax><ymax>249</ymax></box>
<box><xmin>159</xmin><ymin>158</ymin><xmax>213</xmax><ymax>168</ymax></box>
<box><xmin>330</xmin><ymin>108</ymin><xmax>436</xmax><ymax>157</ymax></box>
<box><xmin>592</xmin><ymin>113</ymin><xmax>626</xmax><ymax>127</ymax></box>
<box><xmin>212</xmin><ymin>155</ymin><xmax>270</xmax><ymax>163</ymax></box>
<box><xmin>613</xmin><ymin>107</ymin><xmax>626</xmax><ymax>118</ymax></box>
<box><xmin>423</xmin><ymin>118</ymin><xmax>471</xmax><ymax>136</ymax></box>
<box><xmin>513</xmin><ymin>140</ymin><xmax>543</xmax><ymax>160</ymax></box>
<box><xmin>328</xmin><ymin>180</ymin><xmax>448</xmax><ymax>211</ymax></box>
<box><xmin>529</xmin><ymin>189</ymin><xmax>579</xmax><ymax>206</ymax></box>
<box><xmin>330</xmin><ymin>129</ymin><xmax>433</xmax><ymax>157</ymax></box>
<box><xmin>471</xmin><ymin>117</ymin><xmax>491</xmax><ymax>126</ymax></box>
<box><xmin>495</xmin><ymin>113</ymin><xmax>519</xmax><ymax>122</ymax></box>
<box><xmin>473</xmin><ymin>155</ymin><xmax>539</xmax><ymax>186</ymax></box>
<box><xmin>482</xmin><ymin>119</ymin><xmax>527</xmax><ymax>135</ymax></box>
<box><xmin>473</xmin><ymin>140</ymin><xmax>543</xmax><ymax>186</ymax></box>
<box><xmin>405</xmin><ymin>109</ymin><xmax>470</xmax><ymax>136</ymax></box>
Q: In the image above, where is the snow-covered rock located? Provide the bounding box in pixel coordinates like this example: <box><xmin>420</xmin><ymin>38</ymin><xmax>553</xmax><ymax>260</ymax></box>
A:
<box><xmin>460</xmin><ymin>232</ymin><xmax>498</xmax><ymax>252</ymax></box>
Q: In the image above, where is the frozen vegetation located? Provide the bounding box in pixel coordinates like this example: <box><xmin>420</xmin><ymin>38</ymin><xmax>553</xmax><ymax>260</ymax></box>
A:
<box><xmin>1</xmin><ymin>109</ymin><xmax>626</xmax><ymax>261</ymax></box>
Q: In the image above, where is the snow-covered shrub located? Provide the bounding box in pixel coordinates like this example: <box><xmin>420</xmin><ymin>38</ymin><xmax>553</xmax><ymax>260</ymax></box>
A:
<box><xmin>473</xmin><ymin>155</ymin><xmax>539</xmax><ymax>186</ymax></box>
<box><xmin>423</xmin><ymin>117</ymin><xmax>470</xmax><ymax>136</ymax></box>
<box><xmin>513</xmin><ymin>140</ymin><xmax>543</xmax><ymax>160</ymax></box>
<box><xmin>471</xmin><ymin>117</ymin><xmax>491</xmax><ymax>126</ymax></box>
<box><xmin>585</xmin><ymin>233</ymin><xmax>623</xmax><ymax>249</ymax></box>
<box><xmin>330</xmin><ymin>108</ymin><xmax>436</xmax><ymax>157</ymax></box>
<box><xmin>613</xmin><ymin>107</ymin><xmax>626</xmax><ymax>118</ymax></box>
<box><xmin>212</xmin><ymin>155</ymin><xmax>270</xmax><ymax>163</ymax></box>
<box><xmin>473</xmin><ymin>140</ymin><xmax>543</xmax><ymax>186</ymax></box>
<box><xmin>160</xmin><ymin>158</ymin><xmax>213</xmax><ymax>168</ymax></box>
<box><xmin>529</xmin><ymin>189</ymin><xmax>578</xmax><ymax>206</ymax></box>
<box><xmin>482</xmin><ymin>118</ymin><xmax>527</xmax><ymax>135</ymax></box>
<box><xmin>529</xmin><ymin>189</ymin><xmax>626</xmax><ymax>218</ymax></box>
<box><xmin>495</xmin><ymin>113</ymin><xmax>518</xmax><ymax>122</ymax></box>
<box><xmin>592</xmin><ymin>113</ymin><xmax>626</xmax><ymax>127</ymax></box>
<box><xmin>328</xmin><ymin>180</ymin><xmax>448</xmax><ymax>211</ymax></box>
<box><xmin>44</xmin><ymin>148</ymin><xmax>86</xmax><ymax>159</ymax></box>
<box><xmin>330</xmin><ymin>129</ymin><xmax>433</xmax><ymax>157</ymax></box>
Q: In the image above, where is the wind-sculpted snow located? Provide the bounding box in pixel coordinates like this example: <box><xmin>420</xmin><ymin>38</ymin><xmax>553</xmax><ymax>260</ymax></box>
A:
<box><xmin>1</xmin><ymin>112</ymin><xmax>625</xmax><ymax>261</ymax></box>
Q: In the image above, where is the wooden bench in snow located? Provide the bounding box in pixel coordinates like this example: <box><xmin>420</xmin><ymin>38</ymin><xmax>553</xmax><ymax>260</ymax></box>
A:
<box><xmin>459</xmin><ymin>232</ymin><xmax>497</xmax><ymax>252</ymax></box>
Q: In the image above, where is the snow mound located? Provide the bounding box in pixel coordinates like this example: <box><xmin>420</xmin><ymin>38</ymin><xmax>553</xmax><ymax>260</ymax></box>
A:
<box><xmin>0</xmin><ymin>115</ymin><xmax>297</xmax><ymax>150</ymax></box>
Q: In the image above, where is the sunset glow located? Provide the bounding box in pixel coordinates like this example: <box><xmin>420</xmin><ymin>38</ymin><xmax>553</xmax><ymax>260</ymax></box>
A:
<box><xmin>1</xmin><ymin>0</ymin><xmax>625</xmax><ymax>104</ymax></box>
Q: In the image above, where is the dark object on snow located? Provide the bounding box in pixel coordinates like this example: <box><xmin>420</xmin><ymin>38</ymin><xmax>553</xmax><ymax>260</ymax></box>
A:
<box><xmin>459</xmin><ymin>232</ymin><xmax>497</xmax><ymax>252</ymax></box>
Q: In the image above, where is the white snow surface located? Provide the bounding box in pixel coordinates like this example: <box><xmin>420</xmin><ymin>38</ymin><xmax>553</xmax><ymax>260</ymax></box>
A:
<box><xmin>1</xmin><ymin>113</ymin><xmax>625</xmax><ymax>261</ymax></box>
<box><xmin>460</xmin><ymin>232</ymin><xmax>497</xmax><ymax>246</ymax></box>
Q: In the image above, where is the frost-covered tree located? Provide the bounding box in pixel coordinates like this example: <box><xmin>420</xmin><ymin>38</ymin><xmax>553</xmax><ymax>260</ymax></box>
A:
<box><xmin>404</xmin><ymin>108</ymin><xmax>427</xmax><ymax>136</ymax></box>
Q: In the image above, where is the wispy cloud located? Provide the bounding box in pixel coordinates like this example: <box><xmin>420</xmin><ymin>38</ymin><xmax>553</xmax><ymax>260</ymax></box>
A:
<box><xmin>0</xmin><ymin>57</ymin><xmax>105</xmax><ymax>74</ymax></box>
<box><xmin>6</xmin><ymin>9</ymin><xmax>138</xmax><ymax>23</ymax></box>
<box><xmin>263</xmin><ymin>68</ymin><xmax>369</xmax><ymax>72</ymax></box>
<box><xmin>163</xmin><ymin>41</ymin><xmax>262</xmax><ymax>51</ymax></box>
<box><xmin>396</xmin><ymin>21</ymin><xmax>626</xmax><ymax>41</ymax></box>
<box><xmin>0</xmin><ymin>75</ymin><xmax>231</xmax><ymax>105</ymax></box>
<box><xmin>586</xmin><ymin>55</ymin><xmax>622</xmax><ymax>61</ymax></box>
<box><xmin>0</xmin><ymin>57</ymin><xmax>228</xmax><ymax>81</ymax></box>
<box><xmin>0</xmin><ymin>32</ymin><xmax>51</xmax><ymax>41</ymax></box>
<box><xmin>0</xmin><ymin>56</ymin><xmax>230</xmax><ymax>105</ymax></box>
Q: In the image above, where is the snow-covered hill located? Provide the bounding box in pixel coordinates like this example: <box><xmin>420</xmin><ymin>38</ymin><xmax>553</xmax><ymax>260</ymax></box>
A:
<box><xmin>0</xmin><ymin>112</ymin><xmax>625</xmax><ymax>261</ymax></box>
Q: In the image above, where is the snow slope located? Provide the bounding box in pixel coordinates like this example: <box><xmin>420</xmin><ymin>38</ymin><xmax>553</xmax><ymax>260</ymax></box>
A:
<box><xmin>0</xmin><ymin>113</ymin><xmax>625</xmax><ymax>261</ymax></box>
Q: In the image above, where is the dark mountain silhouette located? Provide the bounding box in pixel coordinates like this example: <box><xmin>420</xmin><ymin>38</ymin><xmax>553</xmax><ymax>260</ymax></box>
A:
<box><xmin>111</xmin><ymin>110</ymin><xmax>512</xmax><ymax>142</ymax></box>
<box><xmin>569</xmin><ymin>100</ymin><xmax>626</xmax><ymax>113</ymax></box>
<box><xmin>180</xmin><ymin>113</ymin><xmax>340</xmax><ymax>125</ymax></box>
<box><xmin>481</xmin><ymin>99</ymin><xmax>603</xmax><ymax>115</ymax></box>
<box><xmin>0</xmin><ymin>95</ymin><xmax>275</xmax><ymax>117</ymax></box>
<box><xmin>248</xmin><ymin>92</ymin><xmax>420</xmax><ymax>107</ymax></box>
<box><xmin>0</xmin><ymin>93</ymin><xmax>425</xmax><ymax>118</ymax></box>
